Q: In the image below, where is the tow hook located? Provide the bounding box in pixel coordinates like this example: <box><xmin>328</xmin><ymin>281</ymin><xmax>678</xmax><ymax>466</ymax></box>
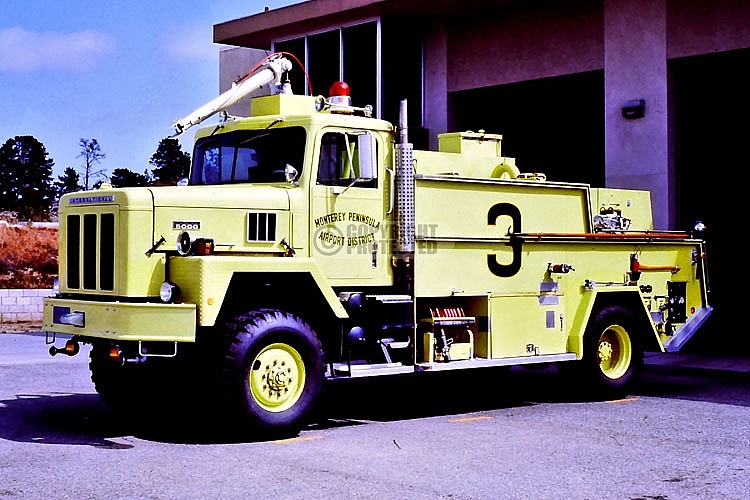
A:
<box><xmin>49</xmin><ymin>339</ymin><xmax>80</xmax><ymax>357</ymax></box>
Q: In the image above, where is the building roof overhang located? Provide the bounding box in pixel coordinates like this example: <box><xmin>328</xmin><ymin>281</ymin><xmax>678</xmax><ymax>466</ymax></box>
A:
<box><xmin>214</xmin><ymin>0</ymin><xmax>514</xmax><ymax>49</ymax></box>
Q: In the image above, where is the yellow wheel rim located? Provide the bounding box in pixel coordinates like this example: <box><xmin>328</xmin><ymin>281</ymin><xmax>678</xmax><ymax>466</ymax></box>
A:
<box><xmin>597</xmin><ymin>325</ymin><xmax>632</xmax><ymax>380</ymax></box>
<box><xmin>249</xmin><ymin>343</ymin><xmax>306</xmax><ymax>412</ymax></box>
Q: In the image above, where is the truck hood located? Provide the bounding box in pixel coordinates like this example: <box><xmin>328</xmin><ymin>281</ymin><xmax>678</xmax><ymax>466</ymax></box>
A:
<box><xmin>149</xmin><ymin>184</ymin><xmax>290</xmax><ymax>211</ymax></box>
<box><xmin>147</xmin><ymin>184</ymin><xmax>294</xmax><ymax>254</ymax></box>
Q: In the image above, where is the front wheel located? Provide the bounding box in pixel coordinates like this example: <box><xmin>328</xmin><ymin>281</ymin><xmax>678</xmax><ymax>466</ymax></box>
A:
<box><xmin>89</xmin><ymin>342</ymin><xmax>206</xmax><ymax>415</ymax></box>
<box><xmin>222</xmin><ymin>309</ymin><xmax>325</xmax><ymax>437</ymax></box>
<box><xmin>561</xmin><ymin>305</ymin><xmax>643</xmax><ymax>399</ymax></box>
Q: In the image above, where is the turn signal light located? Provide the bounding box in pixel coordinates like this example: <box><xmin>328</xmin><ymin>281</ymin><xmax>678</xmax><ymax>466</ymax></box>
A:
<box><xmin>48</xmin><ymin>339</ymin><xmax>80</xmax><ymax>357</ymax></box>
<box><xmin>109</xmin><ymin>346</ymin><xmax>123</xmax><ymax>362</ymax></box>
<box><xmin>195</xmin><ymin>238</ymin><xmax>214</xmax><ymax>255</ymax></box>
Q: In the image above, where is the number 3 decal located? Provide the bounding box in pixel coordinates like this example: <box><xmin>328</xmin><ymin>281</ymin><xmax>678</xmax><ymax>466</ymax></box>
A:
<box><xmin>487</xmin><ymin>203</ymin><xmax>522</xmax><ymax>277</ymax></box>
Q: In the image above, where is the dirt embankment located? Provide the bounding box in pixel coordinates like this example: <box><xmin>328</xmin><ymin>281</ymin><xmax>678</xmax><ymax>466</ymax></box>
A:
<box><xmin>0</xmin><ymin>223</ymin><xmax>58</xmax><ymax>290</ymax></box>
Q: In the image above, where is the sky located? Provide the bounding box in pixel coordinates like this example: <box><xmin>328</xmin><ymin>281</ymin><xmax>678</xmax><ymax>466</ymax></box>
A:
<box><xmin>0</xmin><ymin>0</ymin><xmax>301</xmax><ymax>183</ymax></box>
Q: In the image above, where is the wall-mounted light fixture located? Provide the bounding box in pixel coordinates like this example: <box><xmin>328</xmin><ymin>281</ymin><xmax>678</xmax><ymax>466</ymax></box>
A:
<box><xmin>621</xmin><ymin>99</ymin><xmax>645</xmax><ymax>119</ymax></box>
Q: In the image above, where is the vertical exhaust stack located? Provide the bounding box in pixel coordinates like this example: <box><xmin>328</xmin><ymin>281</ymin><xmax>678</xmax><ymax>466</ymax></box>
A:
<box><xmin>394</xmin><ymin>99</ymin><xmax>415</xmax><ymax>294</ymax></box>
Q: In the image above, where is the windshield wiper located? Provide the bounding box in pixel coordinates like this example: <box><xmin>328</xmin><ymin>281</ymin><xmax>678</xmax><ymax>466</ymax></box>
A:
<box><xmin>240</xmin><ymin>118</ymin><xmax>284</xmax><ymax>145</ymax></box>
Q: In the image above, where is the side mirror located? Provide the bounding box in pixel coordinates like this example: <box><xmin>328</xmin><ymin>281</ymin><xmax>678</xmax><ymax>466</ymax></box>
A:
<box><xmin>284</xmin><ymin>164</ymin><xmax>299</xmax><ymax>183</ymax></box>
<box><xmin>357</xmin><ymin>134</ymin><xmax>376</xmax><ymax>180</ymax></box>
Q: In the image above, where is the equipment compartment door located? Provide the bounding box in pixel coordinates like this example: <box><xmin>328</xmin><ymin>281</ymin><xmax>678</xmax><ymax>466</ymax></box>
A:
<box><xmin>489</xmin><ymin>295</ymin><xmax>567</xmax><ymax>358</ymax></box>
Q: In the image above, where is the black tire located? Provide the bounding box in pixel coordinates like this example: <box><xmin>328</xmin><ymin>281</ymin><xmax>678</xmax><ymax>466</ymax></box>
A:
<box><xmin>89</xmin><ymin>343</ymin><xmax>148</xmax><ymax>411</ymax></box>
<box><xmin>222</xmin><ymin>309</ymin><xmax>325</xmax><ymax>436</ymax></box>
<box><xmin>561</xmin><ymin>305</ymin><xmax>643</xmax><ymax>399</ymax></box>
<box><xmin>89</xmin><ymin>342</ymin><xmax>200</xmax><ymax>414</ymax></box>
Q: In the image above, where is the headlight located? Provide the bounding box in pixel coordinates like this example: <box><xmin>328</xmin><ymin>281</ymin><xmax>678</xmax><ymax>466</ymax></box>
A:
<box><xmin>160</xmin><ymin>281</ymin><xmax>181</xmax><ymax>303</ymax></box>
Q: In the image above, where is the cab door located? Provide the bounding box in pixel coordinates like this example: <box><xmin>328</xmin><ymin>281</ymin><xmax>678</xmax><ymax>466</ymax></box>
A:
<box><xmin>310</xmin><ymin>129</ymin><xmax>391</xmax><ymax>285</ymax></box>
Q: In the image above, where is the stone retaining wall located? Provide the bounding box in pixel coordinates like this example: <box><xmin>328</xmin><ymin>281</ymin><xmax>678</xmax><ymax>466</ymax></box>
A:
<box><xmin>0</xmin><ymin>289</ymin><xmax>53</xmax><ymax>323</ymax></box>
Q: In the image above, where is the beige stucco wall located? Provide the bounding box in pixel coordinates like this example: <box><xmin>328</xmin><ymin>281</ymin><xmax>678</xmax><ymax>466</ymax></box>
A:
<box><xmin>667</xmin><ymin>0</ymin><xmax>750</xmax><ymax>58</ymax></box>
<box><xmin>603</xmin><ymin>0</ymin><xmax>671</xmax><ymax>228</ymax></box>
<box><xmin>445</xmin><ymin>0</ymin><xmax>604</xmax><ymax>91</ymax></box>
<box><xmin>218</xmin><ymin>47</ymin><xmax>269</xmax><ymax>116</ymax></box>
<box><xmin>424</xmin><ymin>21</ymin><xmax>448</xmax><ymax>151</ymax></box>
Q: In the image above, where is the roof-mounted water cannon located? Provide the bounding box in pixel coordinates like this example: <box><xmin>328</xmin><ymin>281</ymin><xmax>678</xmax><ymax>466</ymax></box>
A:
<box><xmin>172</xmin><ymin>54</ymin><xmax>293</xmax><ymax>136</ymax></box>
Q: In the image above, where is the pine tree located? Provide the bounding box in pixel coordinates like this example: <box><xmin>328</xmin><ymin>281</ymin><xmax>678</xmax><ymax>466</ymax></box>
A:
<box><xmin>110</xmin><ymin>168</ymin><xmax>151</xmax><ymax>187</ymax></box>
<box><xmin>54</xmin><ymin>166</ymin><xmax>83</xmax><ymax>198</ymax></box>
<box><xmin>0</xmin><ymin>135</ymin><xmax>56</xmax><ymax>220</ymax></box>
<box><xmin>150</xmin><ymin>137</ymin><xmax>190</xmax><ymax>185</ymax></box>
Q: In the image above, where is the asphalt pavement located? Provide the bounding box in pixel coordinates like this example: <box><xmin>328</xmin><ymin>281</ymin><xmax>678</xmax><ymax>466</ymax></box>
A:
<box><xmin>2</xmin><ymin>329</ymin><xmax>749</xmax><ymax>500</ymax></box>
<box><xmin>645</xmin><ymin>351</ymin><xmax>750</xmax><ymax>377</ymax></box>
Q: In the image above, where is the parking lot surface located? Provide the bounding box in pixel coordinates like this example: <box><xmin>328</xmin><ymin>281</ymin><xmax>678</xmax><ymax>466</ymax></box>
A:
<box><xmin>1</xmin><ymin>332</ymin><xmax>749</xmax><ymax>499</ymax></box>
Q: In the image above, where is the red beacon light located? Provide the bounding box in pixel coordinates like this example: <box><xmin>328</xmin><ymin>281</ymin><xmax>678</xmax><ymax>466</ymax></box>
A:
<box><xmin>329</xmin><ymin>81</ymin><xmax>352</xmax><ymax>109</ymax></box>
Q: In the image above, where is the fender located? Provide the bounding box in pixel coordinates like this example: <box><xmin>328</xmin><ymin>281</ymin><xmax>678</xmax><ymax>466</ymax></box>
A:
<box><xmin>168</xmin><ymin>256</ymin><xmax>348</xmax><ymax>327</ymax></box>
<box><xmin>566</xmin><ymin>286</ymin><xmax>663</xmax><ymax>357</ymax></box>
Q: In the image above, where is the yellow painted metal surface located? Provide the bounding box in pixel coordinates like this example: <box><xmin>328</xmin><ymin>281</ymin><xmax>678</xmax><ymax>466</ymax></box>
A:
<box><xmin>251</xmin><ymin>93</ymin><xmax>319</xmax><ymax>116</ymax></box>
<box><xmin>308</xmin><ymin>127</ymin><xmax>394</xmax><ymax>285</ymax></box>
<box><xmin>168</xmin><ymin>255</ymin><xmax>348</xmax><ymax>326</ymax></box>
<box><xmin>412</xmin><ymin>171</ymin><xmax>705</xmax><ymax>360</ymax></box>
<box><xmin>43</xmin><ymin>298</ymin><xmax>196</xmax><ymax>342</ymax></box>
<box><xmin>591</xmin><ymin>188</ymin><xmax>653</xmax><ymax>230</ymax></box>
<box><xmin>57</xmin><ymin>190</ymin><xmax>164</xmax><ymax>298</ymax></box>
<box><xmin>413</xmin><ymin>174</ymin><xmax>591</xmax><ymax>241</ymax></box>
<box><xmin>489</xmin><ymin>295</ymin><xmax>567</xmax><ymax>357</ymax></box>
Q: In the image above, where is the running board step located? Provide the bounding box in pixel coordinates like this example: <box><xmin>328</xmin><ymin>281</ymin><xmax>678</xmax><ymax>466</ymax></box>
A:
<box><xmin>330</xmin><ymin>362</ymin><xmax>414</xmax><ymax>378</ymax></box>
<box><xmin>329</xmin><ymin>353</ymin><xmax>578</xmax><ymax>378</ymax></box>
<box><xmin>417</xmin><ymin>352</ymin><xmax>577</xmax><ymax>372</ymax></box>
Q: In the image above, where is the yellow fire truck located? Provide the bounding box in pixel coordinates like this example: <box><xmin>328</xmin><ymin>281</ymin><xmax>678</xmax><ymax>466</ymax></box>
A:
<box><xmin>44</xmin><ymin>54</ymin><xmax>711</xmax><ymax>435</ymax></box>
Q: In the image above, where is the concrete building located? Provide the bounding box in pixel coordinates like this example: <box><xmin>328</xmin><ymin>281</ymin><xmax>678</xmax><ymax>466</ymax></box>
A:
<box><xmin>213</xmin><ymin>0</ymin><xmax>749</xmax><ymax>351</ymax></box>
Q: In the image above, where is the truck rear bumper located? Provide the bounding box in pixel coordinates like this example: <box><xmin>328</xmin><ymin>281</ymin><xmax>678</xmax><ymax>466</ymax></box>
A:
<box><xmin>43</xmin><ymin>297</ymin><xmax>197</xmax><ymax>342</ymax></box>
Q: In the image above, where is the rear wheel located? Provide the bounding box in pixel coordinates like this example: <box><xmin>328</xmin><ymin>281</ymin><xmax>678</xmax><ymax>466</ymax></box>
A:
<box><xmin>222</xmin><ymin>309</ymin><xmax>325</xmax><ymax>437</ymax></box>
<box><xmin>561</xmin><ymin>305</ymin><xmax>643</xmax><ymax>399</ymax></box>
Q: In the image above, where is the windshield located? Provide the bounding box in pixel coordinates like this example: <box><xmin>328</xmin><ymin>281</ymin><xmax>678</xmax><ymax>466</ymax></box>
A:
<box><xmin>190</xmin><ymin>126</ymin><xmax>306</xmax><ymax>185</ymax></box>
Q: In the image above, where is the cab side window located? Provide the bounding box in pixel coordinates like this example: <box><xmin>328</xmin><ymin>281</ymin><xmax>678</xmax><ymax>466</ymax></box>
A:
<box><xmin>317</xmin><ymin>131</ymin><xmax>377</xmax><ymax>188</ymax></box>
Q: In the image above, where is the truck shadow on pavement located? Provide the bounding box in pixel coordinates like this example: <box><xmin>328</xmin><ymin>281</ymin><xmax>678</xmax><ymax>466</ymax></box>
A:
<box><xmin>0</xmin><ymin>392</ymin><xmax>136</xmax><ymax>449</ymax></box>
<box><xmin>316</xmin><ymin>366</ymin><xmax>560</xmax><ymax>425</ymax></box>
<box><xmin>0</xmin><ymin>366</ymin><xmax>572</xmax><ymax>446</ymax></box>
<box><xmin>4</xmin><ymin>363</ymin><xmax>743</xmax><ymax>446</ymax></box>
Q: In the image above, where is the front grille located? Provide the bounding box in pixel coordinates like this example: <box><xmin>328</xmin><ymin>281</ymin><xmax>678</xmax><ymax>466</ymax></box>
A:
<box><xmin>66</xmin><ymin>213</ymin><xmax>115</xmax><ymax>291</ymax></box>
<box><xmin>247</xmin><ymin>211</ymin><xmax>277</xmax><ymax>242</ymax></box>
